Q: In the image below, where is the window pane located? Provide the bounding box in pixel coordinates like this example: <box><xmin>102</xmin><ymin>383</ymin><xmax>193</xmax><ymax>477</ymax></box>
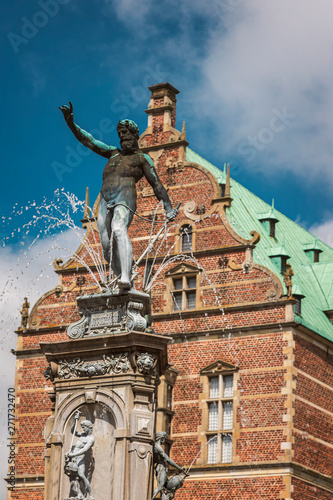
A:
<box><xmin>166</xmin><ymin>384</ymin><xmax>172</xmax><ymax>409</ymax></box>
<box><xmin>181</xmin><ymin>227</ymin><xmax>192</xmax><ymax>252</ymax></box>
<box><xmin>209</xmin><ymin>377</ymin><xmax>219</xmax><ymax>398</ymax></box>
<box><xmin>207</xmin><ymin>435</ymin><xmax>218</xmax><ymax>464</ymax></box>
<box><xmin>165</xmin><ymin>414</ymin><xmax>172</xmax><ymax>436</ymax></box>
<box><xmin>222</xmin><ymin>434</ymin><xmax>232</xmax><ymax>463</ymax></box>
<box><xmin>173</xmin><ymin>278</ymin><xmax>183</xmax><ymax>290</ymax></box>
<box><xmin>187</xmin><ymin>277</ymin><xmax>196</xmax><ymax>289</ymax></box>
<box><xmin>223</xmin><ymin>375</ymin><xmax>233</xmax><ymax>398</ymax></box>
<box><xmin>173</xmin><ymin>293</ymin><xmax>182</xmax><ymax>310</ymax></box>
<box><xmin>223</xmin><ymin>402</ymin><xmax>233</xmax><ymax>430</ymax></box>
<box><xmin>208</xmin><ymin>402</ymin><xmax>218</xmax><ymax>431</ymax></box>
<box><xmin>186</xmin><ymin>291</ymin><xmax>196</xmax><ymax>309</ymax></box>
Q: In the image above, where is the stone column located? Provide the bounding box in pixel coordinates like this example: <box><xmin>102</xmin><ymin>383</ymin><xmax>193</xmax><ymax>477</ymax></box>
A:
<box><xmin>41</xmin><ymin>290</ymin><xmax>170</xmax><ymax>500</ymax></box>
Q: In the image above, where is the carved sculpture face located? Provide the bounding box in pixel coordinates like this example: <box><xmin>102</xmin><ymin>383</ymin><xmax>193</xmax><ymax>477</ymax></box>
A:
<box><xmin>137</xmin><ymin>352</ymin><xmax>155</xmax><ymax>374</ymax></box>
<box><xmin>80</xmin><ymin>421</ymin><xmax>92</xmax><ymax>435</ymax></box>
<box><xmin>117</xmin><ymin>126</ymin><xmax>138</xmax><ymax>153</ymax></box>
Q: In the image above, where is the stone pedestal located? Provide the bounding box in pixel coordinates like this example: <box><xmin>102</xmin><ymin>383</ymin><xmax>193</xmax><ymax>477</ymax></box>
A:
<box><xmin>41</xmin><ymin>290</ymin><xmax>170</xmax><ymax>500</ymax></box>
<box><xmin>67</xmin><ymin>289</ymin><xmax>151</xmax><ymax>339</ymax></box>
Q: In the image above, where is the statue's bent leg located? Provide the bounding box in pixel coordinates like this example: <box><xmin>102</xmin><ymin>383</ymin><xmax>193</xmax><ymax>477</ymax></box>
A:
<box><xmin>152</xmin><ymin>465</ymin><xmax>167</xmax><ymax>500</ymax></box>
<box><xmin>97</xmin><ymin>196</ymin><xmax>112</xmax><ymax>265</ymax></box>
<box><xmin>111</xmin><ymin>205</ymin><xmax>133</xmax><ymax>289</ymax></box>
<box><xmin>77</xmin><ymin>463</ymin><xmax>93</xmax><ymax>498</ymax></box>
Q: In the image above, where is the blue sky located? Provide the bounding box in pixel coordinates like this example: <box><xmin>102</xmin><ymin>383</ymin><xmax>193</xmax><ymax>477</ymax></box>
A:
<box><xmin>1</xmin><ymin>0</ymin><xmax>333</xmax><ymax>490</ymax></box>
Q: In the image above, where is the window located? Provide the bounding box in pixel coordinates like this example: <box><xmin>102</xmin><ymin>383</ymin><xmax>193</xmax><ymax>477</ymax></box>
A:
<box><xmin>294</xmin><ymin>297</ymin><xmax>302</xmax><ymax>316</ymax></box>
<box><xmin>172</xmin><ymin>275</ymin><xmax>197</xmax><ymax>311</ymax></box>
<box><xmin>181</xmin><ymin>225</ymin><xmax>192</xmax><ymax>252</ymax></box>
<box><xmin>281</xmin><ymin>256</ymin><xmax>288</xmax><ymax>275</ymax></box>
<box><xmin>207</xmin><ymin>374</ymin><xmax>234</xmax><ymax>464</ymax></box>
<box><xmin>260</xmin><ymin>219</ymin><xmax>277</xmax><ymax>240</ymax></box>
<box><xmin>166</xmin><ymin>384</ymin><xmax>173</xmax><ymax>409</ymax></box>
<box><xmin>269</xmin><ymin>220</ymin><xmax>276</xmax><ymax>239</ymax></box>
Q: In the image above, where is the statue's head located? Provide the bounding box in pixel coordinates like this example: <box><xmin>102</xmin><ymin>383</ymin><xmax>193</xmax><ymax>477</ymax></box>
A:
<box><xmin>117</xmin><ymin>119</ymin><xmax>139</xmax><ymax>152</ymax></box>
<box><xmin>81</xmin><ymin>420</ymin><xmax>93</xmax><ymax>433</ymax></box>
<box><xmin>155</xmin><ymin>431</ymin><xmax>166</xmax><ymax>443</ymax></box>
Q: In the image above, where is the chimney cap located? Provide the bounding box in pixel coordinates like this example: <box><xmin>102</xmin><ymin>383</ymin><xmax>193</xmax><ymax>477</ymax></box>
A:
<box><xmin>148</xmin><ymin>82</ymin><xmax>180</xmax><ymax>95</ymax></box>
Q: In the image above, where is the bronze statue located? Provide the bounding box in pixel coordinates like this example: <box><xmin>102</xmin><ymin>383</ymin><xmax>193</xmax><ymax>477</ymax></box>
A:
<box><xmin>283</xmin><ymin>263</ymin><xmax>294</xmax><ymax>299</ymax></box>
<box><xmin>59</xmin><ymin>102</ymin><xmax>178</xmax><ymax>290</ymax></box>
<box><xmin>152</xmin><ymin>431</ymin><xmax>188</xmax><ymax>500</ymax></box>
<box><xmin>64</xmin><ymin>411</ymin><xmax>95</xmax><ymax>500</ymax></box>
<box><xmin>20</xmin><ymin>297</ymin><xmax>29</xmax><ymax>329</ymax></box>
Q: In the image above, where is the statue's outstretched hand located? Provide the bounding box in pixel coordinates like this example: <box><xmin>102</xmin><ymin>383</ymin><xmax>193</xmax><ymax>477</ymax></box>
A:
<box><xmin>166</xmin><ymin>203</ymin><xmax>181</xmax><ymax>222</ymax></box>
<box><xmin>59</xmin><ymin>101</ymin><xmax>74</xmax><ymax>124</ymax></box>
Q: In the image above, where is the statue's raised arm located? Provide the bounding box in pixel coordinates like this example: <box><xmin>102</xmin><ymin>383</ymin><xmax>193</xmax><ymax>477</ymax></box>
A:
<box><xmin>59</xmin><ymin>101</ymin><xmax>116</xmax><ymax>158</ymax></box>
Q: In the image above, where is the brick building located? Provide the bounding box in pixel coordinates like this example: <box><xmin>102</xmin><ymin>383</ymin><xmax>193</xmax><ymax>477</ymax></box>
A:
<box><xmin>8</xmin><ymin>83</ymin><xmax>333</xmax><ymax>499</ymax></box>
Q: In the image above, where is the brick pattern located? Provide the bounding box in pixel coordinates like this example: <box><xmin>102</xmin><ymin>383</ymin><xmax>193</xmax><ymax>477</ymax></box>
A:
<box><xmin>177</xmin><ymin>477</ymin><xmax>284</xmax><ymax>500</ymax></box>
<box><xmin>9</xmin><ymin>488</ymin><xmax>44</xmax><ymax>500</ymax></box>
<box><xmin>292</xmin><ymin>477</ymin><xmax>333</xmax><ymax>500</ymax></box>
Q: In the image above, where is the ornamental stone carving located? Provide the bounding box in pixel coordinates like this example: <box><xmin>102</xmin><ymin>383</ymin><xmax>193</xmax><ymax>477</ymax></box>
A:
<box><xmin>66</xmin><ymin>290</ymin><xmax>150</xmax><ymax>339</ymax></box>
<box><xmin>58</xmin><ymin>354</ymin><xmax>130</xmax><ymax>379</ymax></box>
<box><xmin>136</xmin><ymin>352</ymin><xmax>156</xmax><ymax>375</ymax></box>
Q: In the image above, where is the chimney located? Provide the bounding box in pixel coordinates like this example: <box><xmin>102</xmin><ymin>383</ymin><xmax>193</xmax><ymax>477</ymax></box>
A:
<box><xmin>145</xmin><ymin>82</ymin><xmax>179</xmax><ymax>132</ymax></box>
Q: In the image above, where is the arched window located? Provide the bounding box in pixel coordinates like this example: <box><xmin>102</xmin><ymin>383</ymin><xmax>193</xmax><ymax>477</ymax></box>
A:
<box><xmin>181</xmin><ymin>225</ymin><xmax>192</xmax><ymax>252</ymax></box>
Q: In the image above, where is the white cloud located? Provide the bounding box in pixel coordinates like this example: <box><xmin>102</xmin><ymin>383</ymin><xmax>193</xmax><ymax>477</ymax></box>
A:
<box><xmin>102</xmin><ymin>0</ymin><xmax>151</xmax><ymax>23</ymax></box>
<box><xmin>310</xmin><ymin>218</ymin><xmax>333</xmax><ymax>248</ymax></box>
<box><xmin>0</xmin><ymin>229</ymin><xmax>80</xmax><ymax>492</ymax></box>
<box><xmin>189</xmin><ymin>0</ymin><xmax>333</xmax><ymax>185</ymax></box>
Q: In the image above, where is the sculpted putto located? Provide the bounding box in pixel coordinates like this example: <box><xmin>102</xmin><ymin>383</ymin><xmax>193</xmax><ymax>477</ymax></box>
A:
<box><xmin>60</xmin><ymin>102</ymin><xmax>178</xmax><ymax>290</ymax></box>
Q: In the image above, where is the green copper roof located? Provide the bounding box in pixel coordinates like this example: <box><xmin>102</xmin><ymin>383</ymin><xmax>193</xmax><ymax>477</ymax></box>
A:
<box><xmin>186</xmin><ymin>147</ymin><xmax>333</xmax><ymax>342</ymax></box>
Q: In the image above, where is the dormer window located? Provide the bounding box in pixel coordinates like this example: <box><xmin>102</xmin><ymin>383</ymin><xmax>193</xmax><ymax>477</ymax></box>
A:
<box><xmin>294</xmin><ymin>297</ymin><xmax>302</xmax><ymax>316</ymax></box>
<box><xmin>268</xmin><ymin>243</ymin><xmax>290</xmax><ymax>274</ymax></box>
<box><xmin>257</xmin><ymin>200</ymin><xmax>279</xmax><ymax>240</ymax></box>
<box><xmin>302</xmin><ymin>238</ymin><xmax>322</xmax><ymax>263</ymax></box>
<box><xmin>260</xmin><ymin>219</ymin><xmax>277</xmax><ymax>239</ymax></box>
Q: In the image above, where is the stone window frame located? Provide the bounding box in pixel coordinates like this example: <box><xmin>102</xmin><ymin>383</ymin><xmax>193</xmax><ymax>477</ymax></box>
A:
<box><xmin>181</xmin><ymin>224</ymin><xmax>193</xmax><ymax>252</ymax></box>
<box><xmin>199</xmin><ymin>361</ymin><xmax>238</xmax><ymax>466</ymax></box>
<box><xmin>174</xmin><ymin>224</ymin><xmax>196</xmax><ymax>254</ymax></box>
<box><xmin>172</xmin><ymin>275</ymin><xmax>197</xmax><ymax>311</ymax></box>
<box><xmin>166</xmin><ymin>263</ymin><xmax>201</xmax><ymax>313</ymax></box>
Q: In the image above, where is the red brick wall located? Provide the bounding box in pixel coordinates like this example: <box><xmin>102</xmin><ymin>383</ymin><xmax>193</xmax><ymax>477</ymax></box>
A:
<box><xmin>292</xmin><ymin>477</ymin><xmax>333</xmax><ymax>500</ymax></box>
<box><xmin>293</xmin><ymin>334</ymin><xmax>333</xmax><ymax>477</ymax></box>
<box><xmin>178</xmin><ymin>476</ymin><xmax>285</xmax><ymax>500</ymax></box>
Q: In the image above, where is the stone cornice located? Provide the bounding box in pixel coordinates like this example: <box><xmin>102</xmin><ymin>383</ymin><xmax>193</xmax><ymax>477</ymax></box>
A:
<box><xmin>153</xmin><ymin>299</ymin><xmax>288</xmax><ymax>321</ymax></box>
<box><xmin>187</xmin><ymin>461</ymin><xmax>333</xmax><ymax>492</ymax></box>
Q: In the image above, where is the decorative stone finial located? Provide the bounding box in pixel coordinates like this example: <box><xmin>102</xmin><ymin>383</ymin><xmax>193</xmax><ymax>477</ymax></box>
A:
<box><xmin>226</xmin><ymin>164</ymin><xmax>230</xmax><ymax>194</ymax></box>
<box><xmin>180</xmin><ymin>121</ymin><xmax>186</xmax><ymax>141</ymax></box>
<box><xmin>83</xmin><ymin>186</ymin><xmax>90</xmax><ymax>219</ymax></box>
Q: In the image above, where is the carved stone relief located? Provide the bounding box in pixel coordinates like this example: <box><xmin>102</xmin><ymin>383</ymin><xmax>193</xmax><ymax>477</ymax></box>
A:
<box><xmin>58</xmin><ymin>354</ymin><xmax>130</xmax><ymax>379</ymax></box>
